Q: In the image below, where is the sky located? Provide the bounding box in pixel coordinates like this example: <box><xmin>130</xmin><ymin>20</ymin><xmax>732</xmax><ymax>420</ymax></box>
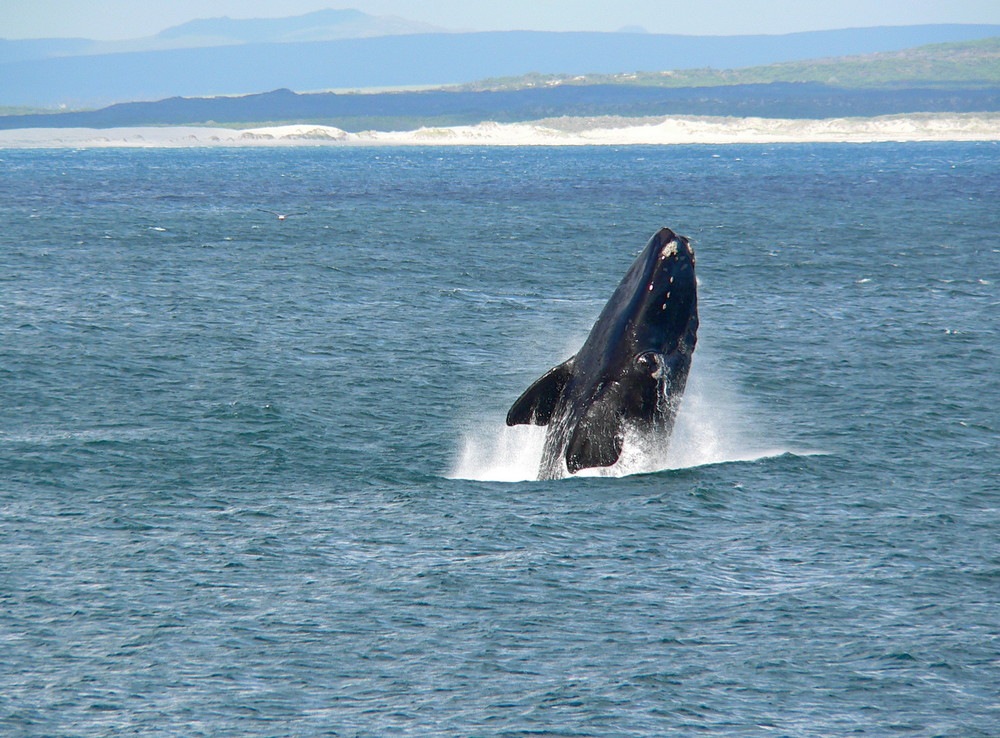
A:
<box><xmin>4</xmin><ymin>0</ymin><xmax>1000</xmax><ymax>40</ymax></box>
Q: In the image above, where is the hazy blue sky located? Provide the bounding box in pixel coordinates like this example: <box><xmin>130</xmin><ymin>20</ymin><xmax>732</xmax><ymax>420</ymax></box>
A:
<box><xmin>5</xmin><ymin>0</ymin><xmax>1000</xmax><ymax>40</ymax></box>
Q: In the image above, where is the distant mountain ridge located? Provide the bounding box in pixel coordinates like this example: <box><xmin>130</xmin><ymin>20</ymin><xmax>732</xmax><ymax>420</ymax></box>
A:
<box><xmin>7</xmin><ymin>25</ymin><xmax>1000</xmax><ymax>108</ymax></box>
<box><xmin>1</xmin><ymin>20</ymin><xmax>999</xmax><ymax>109</ymax></box>
<box><xmin>0</xmin><ymin>8</ymin><xmax>445</xmax><ymax>64</ymax></box>
<box><xmin>157</xmin><ymin>8</ymin><xmax>369</xmax><ymax>40</ymax></box>
<box><xmin>153</xmin><ymin>8</ymin><xmax>444</xmax><ymax>45</ymax></box>
<box><xmin>5</xmin><ymin>36</ymin><xmax>1000</xmax><ymax>132</ymax></box>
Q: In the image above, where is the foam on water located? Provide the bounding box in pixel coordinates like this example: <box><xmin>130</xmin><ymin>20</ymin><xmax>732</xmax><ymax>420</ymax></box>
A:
<box><xmin>450</xmin><ymin>350</ymin><xmax>793</xmax><ymax>482</ymax></box>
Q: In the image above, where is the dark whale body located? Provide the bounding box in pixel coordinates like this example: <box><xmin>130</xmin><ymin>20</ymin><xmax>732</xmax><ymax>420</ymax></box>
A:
<box><xmin>506</xmin><ymin>227</ymin><xmax>698</xmax><ymax>480</ymax></box>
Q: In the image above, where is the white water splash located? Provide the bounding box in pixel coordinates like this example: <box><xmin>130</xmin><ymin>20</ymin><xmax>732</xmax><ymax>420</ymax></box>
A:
<box><xmin>450</xmin><ymin>423</ymin><xmax>549</xmax><ymax>483</ymax></box>
<box><xmin>449</xmin><ymin>351</ymin><xmax>793</xmax><ymax>482</ymax></box>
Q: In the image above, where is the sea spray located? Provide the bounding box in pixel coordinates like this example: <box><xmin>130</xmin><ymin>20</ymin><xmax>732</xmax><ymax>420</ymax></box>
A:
<box><xmin>450</xmin><ymin>349</ymin><xmax>787</xmax><ymax>482</ymax></box>
<box><xmin>450</xmin><ymin>423</ymin><xmax>548</xmax><ymax>483</ymax></box>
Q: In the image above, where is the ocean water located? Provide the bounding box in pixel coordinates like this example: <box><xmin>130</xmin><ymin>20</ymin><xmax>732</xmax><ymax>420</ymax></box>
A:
<box><xmin>1</xmin><ymin>143</ymin><xmax>998</xmax><ymax>736</ymax></box>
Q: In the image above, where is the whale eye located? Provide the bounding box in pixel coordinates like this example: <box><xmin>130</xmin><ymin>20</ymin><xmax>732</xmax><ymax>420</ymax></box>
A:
<box><xmin>635</xmin><ymin>352</ymin><xmax>660</xmax><ymax>375</ymax></box>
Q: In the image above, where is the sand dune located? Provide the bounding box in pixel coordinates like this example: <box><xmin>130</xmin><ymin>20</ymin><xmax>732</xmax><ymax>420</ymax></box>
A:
<box><xmin>2</xmin><ymin>113</ymin><xmax>999</xmax><ymax>148</ymax></box>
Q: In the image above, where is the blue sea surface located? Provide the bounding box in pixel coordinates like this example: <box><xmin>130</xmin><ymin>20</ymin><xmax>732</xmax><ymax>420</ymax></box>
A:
<box><xmin>1</xmin><ymin>143</ymin><xmax>998</xmax><ymax>735</ymax></box>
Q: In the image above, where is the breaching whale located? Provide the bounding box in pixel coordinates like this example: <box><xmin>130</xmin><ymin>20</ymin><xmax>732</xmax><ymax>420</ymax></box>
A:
<box><xmin>506</xmin><ymin>227</ymin><xmax>698</xmax><ymax>480</ymax></box>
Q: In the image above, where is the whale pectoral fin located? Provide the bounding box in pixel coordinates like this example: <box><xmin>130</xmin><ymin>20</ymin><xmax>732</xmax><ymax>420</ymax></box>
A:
<box><xmin>565</xmin><ymin>395</ymin><xmax>625</xmax><ymax>473</ymax></box>
<box><xmin>506</xmin><ymin>358</ymin><xmax>574</xmax><ymax>426</ymax></box>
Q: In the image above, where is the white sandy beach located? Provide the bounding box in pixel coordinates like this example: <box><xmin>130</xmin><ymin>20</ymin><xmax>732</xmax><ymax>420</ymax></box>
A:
<box><xmin>1</xmin><ymin>113</ymin><xmax>999</xmax><ymax>148</ymax></box>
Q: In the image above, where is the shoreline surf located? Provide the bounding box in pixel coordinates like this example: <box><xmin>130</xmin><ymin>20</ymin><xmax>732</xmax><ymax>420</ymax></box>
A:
<box><xmin>1</xmin><ymin>112</ymin><xmax>999</xmax><ymax>148</ymax></box>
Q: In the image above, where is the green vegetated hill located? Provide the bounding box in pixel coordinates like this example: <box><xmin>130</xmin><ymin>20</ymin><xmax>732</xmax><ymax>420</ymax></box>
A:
<box><xmin>5</xmin><ymin>24</ymin><xmax>1000</xmax><ymax>109</ymax></box>
<box><xmin>456</xmin><ymin>37</ymin><xmax>1000</xmax><ymax>92</ymax></box>
<box><xmin>3</xmin><ymin>37</ymin><xmax>999</xmax><ymax>130</ymax></box>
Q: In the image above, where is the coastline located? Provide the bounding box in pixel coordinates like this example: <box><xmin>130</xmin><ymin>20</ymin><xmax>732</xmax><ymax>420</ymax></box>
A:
<box><xmin>1</xmin><ymin>112</ymin><xmax>999</xmax><ymax>148</ymax></box>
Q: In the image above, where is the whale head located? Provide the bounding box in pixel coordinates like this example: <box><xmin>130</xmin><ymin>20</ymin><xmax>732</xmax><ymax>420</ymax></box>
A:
<box><xmin>625</xmin><ymin>227</ymin><xmax>698</xmax><ymax>356</ymax></box>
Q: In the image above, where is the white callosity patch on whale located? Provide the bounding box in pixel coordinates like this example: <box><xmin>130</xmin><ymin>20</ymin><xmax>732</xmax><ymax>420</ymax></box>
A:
<box><xmin>659</xmin><ymin>239</ymin><xmax>679</xmax><ymax>260</ymax></box>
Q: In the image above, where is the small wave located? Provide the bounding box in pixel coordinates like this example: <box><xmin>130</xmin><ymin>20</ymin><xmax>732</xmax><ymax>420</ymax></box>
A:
<box><xmin>0</xmin><ymin>425</ymin><xmax>162</xmax><ymax>446</ymax></box>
